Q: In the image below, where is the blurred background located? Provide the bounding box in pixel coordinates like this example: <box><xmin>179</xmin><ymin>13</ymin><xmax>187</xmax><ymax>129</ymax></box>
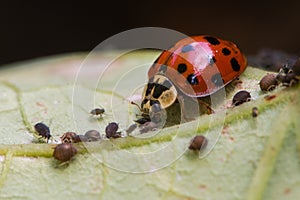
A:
<box><xmin>0</xmin><ymin>1</ymin><xmax>299</xmax><ymax>66</ymax></box>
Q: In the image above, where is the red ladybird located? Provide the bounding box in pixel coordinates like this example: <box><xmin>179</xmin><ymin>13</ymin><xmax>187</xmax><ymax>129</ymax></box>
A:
<box><xmin>141</xmin><ymin>35</ymin><xmax>247</xmax><ymax>115</ymax></box>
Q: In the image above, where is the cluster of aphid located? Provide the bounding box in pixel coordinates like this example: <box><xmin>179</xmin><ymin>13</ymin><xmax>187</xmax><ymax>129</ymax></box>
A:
<box><xmin>34</xmin><ymin>108</ymin><xmax>123</xmax><ymax>162</ymax></box>
<box><xmin>259</xmin><ymin>64</ymin><xmax>299</xmax><ymax>92</ymax></box>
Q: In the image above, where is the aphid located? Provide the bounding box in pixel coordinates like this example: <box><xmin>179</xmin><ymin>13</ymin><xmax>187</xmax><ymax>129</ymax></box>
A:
<box><xmin>276</xmin><ymin>71</ymin><xmax>299</xmax><ymax>87</ymax></box>
<box><xmin>189</xmin><ymin>135</ymin><xmax>208</xmax><ymax>151</ymax></box>
<box><xmin>90</xmin><ymin>108</ymin><xmax>105</xmax><ymax>117</ymax></box>
<box><xmin>259</xmin><ymin>73</ymin><xmax>279</xmax><ymax>92</ymax></box>
<box><xmin>60</xmin><ymin>132</ymin><xmax>78</xmax><ymax>143</ymax></box>
<box><xmin>139</xmin><ymin>121</ymin><xmax>158</xmax><ymax>134</ymax></box>
<box><xmin>105</xmin><ymin>122</ymin><xmax>121</xmax><ymax>138</ymax></box>
<box><xmin>84</xmin><ymin>130</ymin><xmax>101</xmax><ymax>141</ymax></box>
<box><xmin>53</xmin><ymin>143</ymin><xmax>77</xmax><ymax>162</ymax></box>
<box><xmin>252</xmin><ymin>107</ymin><xmax>258</xmax><ymax>117</ymax></box>
<box><xmin>34</xmin><ymin>122</ymin><xmax>52</xmax><ymax>142</ymax></box>
<box><xmin>125</xmin><ymin>124</ymin><xmax>138</xmax><ymax>134</ymax></box>
<box><xmin>232</xmin><ymin>90</ymin><xmax>251</xmax><ymax>106</ymax></box>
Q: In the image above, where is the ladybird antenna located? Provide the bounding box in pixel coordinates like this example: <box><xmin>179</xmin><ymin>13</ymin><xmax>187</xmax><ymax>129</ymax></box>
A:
<box><xmin>130</xmin><ymin>101</ymin><xmax>143</xmax><ymax>112</ymax></box>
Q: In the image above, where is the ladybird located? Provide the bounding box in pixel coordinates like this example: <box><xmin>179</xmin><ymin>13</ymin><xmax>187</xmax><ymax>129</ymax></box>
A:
<box><xmin>34</xmin><ymin>122</ymin><xmax>52</xmax><ymax>143</ymax></box>
<box><xmin>53</xmin><ymin>143</ymin><xmax>77</xmax><ymax>162</ymax></box>
<box><xmin>140</xmin><ymin>35</ymin><xmax>247</xmax><ymax>116</ymax></box>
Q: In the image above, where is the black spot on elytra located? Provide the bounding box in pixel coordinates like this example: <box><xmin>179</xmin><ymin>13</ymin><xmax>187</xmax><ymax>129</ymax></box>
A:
<box><xmin>187</xmin><ymin>74</ymin><xmax>199</xmax><ymax>85</ymax></box>
<box><xmin>203</xmin><ymin>36</ymin><xmax>220</xmax><ymax>45</ymax></box>
<box><xmin>145</xmin><ymin>83</ymin><xmax>155</xmax><ymax>96</ymax></box>
<box><xmin>211</xmin><ymin>73</ymin><xmax>224</xmax><ymax>87</ymax></box>
<box><xmin>181</xmin><ymin>44</ymin><xmax>194</xmax><ymax>53</ymax></box>
<box><xmin>230</xmin><ymin>58</ymin><xmax>241</xmax><ymax>71</ymax></box>
<box><xmin>152</xmin><ymin>84</ymin><xmax>169</xmax><ymax>98</ymax></box>
<box><xmin>177</xmin><ymin>63</ymin><xmax>187</xmax><ymax>74</ymax></box>
<box><xmin>222</xmin><ymin>48</ymin><xmax>231</xmax><ymax>56</ymax></box>
<box><xmin>159</xmin><ymin>65</ymin><xmax>168</xmax><ymax>73</ymax></box>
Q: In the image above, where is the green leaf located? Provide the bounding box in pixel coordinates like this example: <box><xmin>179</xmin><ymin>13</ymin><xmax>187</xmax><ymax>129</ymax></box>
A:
<box><xmin>0</xmin><ymin>51</ymin><xmax>299</xmax><ymax>199</ymax></box>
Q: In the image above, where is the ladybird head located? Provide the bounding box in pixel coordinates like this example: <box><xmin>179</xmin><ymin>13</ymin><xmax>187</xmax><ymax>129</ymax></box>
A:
<box><xmin>141</xmin><ymin>74</ymin><xmax>177</xmax><ymax>114</ymax></box>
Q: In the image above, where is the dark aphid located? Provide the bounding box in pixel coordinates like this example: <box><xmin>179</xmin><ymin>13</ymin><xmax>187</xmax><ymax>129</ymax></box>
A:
<box><xmin>74</xmin><ymin>135</ymin><xmax>88</xmax><ymax>143</ymax></box>
<box><xmin>105</xmin><ymin>122</ymin><xmax>121</xmax><ymax>138</ymax></box>
<box><xmin>189</xmin><ymin>135</ymin><xmax>208</xmax><ymax>151</ymax></box>
<box><xmin>53</xmin><ymin>143</ymin><xmax>77</xmax><ymax>162</ymax></box>
<box><xmin>276</xmin><ymin>71</ymin><xmax>299</xmax><ymax>87</ymax></box>
<box><xmin>34</xmin><ymin>122</ymin><xmax>51</xmax><ymax>142</ymax></box>
<box><xmin>60</xmin><ymin>132</ymin><xmax>78</xmax><ymax>143</ymax></box>
<box><xmin>139</xmin><ymin>121</ymin><xmax>158</xmax><ymax>134</ymax></box>
<box><xmin>259</xmin><ymin>73</ymin><xmax>279</xmax><ymax>92</ymax></box>
<box><xmin>125</xmin><ymin>124</ymin><xmax>138</xmax><ymax>134</ymax></box>
<box><xmin>232</xmin><ymin>90</ymin><xmax>251</xmax><ymax>106</ymax></box>
<box><xmin>90</xmin><ymin>108</ymin><xmax>105</xmax><ymax>117</ymax></box>
<box><xmin>252</xmin><ymin>107</ymin><xmax>259</xmax><ymax>117</ymax></box>
<box><xmin>84</xmin><ymin>130</ymin><xmax>101</xmax><ymax>141</ymax></box>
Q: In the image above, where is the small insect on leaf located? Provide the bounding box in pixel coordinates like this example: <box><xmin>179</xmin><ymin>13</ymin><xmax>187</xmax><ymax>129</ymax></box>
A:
<box><xmin>53</xmin><ymin>143</ymin><xmax>77</xmax><ymax>162</ymax></box>
<box><xmin>60</xmin><ymin>132</ymin><xmax>78</xmax><ymax>143</ymax></box>
<box><xmin>259</xmin><ymin>73</ymin><xmax>279</xmax><ymax>92</ymax></box>
<box><xmin>34</xmin><ymin>122</ymin><xmax>52</xmax><ymax>143</ymax></box>
<box><xmin>90</xmin><ymin>108</ymin><xmax>105</xmax><ymax>117</ymax></box>
<box><xmin>84</xmin><ymin>130</ymin><xmax>101</xmax><ymax>141</ymax></box>
<box><xmin>252</xmin><ymin>107</ymin><xmax>259</xmax><ymax>117</ymax></box>
<box><xmin>105</xmin><ymin>122</ymin><xmax>121</xmax><ymax>138</ymax></box>
<box><xmin>232</xmin><ymin>90</ymin><xmax>251</xmax><ymax>106</ymax></box>
<box><xmin>189</xmin><ymin>135</ymin><xmax>208</xmax><ymax>151</ymax></box>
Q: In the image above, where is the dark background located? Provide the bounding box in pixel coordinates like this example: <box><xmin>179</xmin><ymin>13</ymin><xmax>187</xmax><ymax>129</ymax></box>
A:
<box><xmin>0</xmin><ymin>1</ymin><xmax>299</xmax><ymax>66</ymax></box>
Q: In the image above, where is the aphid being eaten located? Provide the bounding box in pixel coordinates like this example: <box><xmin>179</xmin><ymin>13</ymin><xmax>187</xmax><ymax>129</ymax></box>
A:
<box><xmin>34</xmin><ymin>122</ymin><xmax>52</xmax><ymax>143</ymax></box>
<box><xmin>53</xmin><ymin>143</ymin><xmax>77</xmax><ymax>162</ymax></box>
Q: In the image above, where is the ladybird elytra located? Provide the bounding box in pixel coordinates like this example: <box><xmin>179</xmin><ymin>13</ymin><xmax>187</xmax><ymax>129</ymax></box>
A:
<box><xmin>141</xmin><ymin>35</ymin><xmax>247</xmax><ymax>114</ymax></box>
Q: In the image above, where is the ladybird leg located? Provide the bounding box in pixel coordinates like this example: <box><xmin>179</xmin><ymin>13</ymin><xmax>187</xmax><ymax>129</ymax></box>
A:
<box><xmin>177</xmin><ymin>94</ymin><xmax>198</xmax><ymax>122</ymax></box>
<box><xmin>197</xmin><ymin>99</ymin><xmax>214</xmax><ymax>115</ymax></box>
